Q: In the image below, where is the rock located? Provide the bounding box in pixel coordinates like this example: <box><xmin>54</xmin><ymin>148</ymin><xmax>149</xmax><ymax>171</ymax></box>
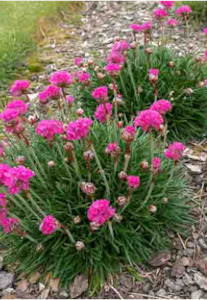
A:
<box><xmin>0</xmin><ymin>272</ymin><xmax>15</xmax><ymax>290</ymax></box>
<box><xmin>29</xmin><ymin>271</ymin><xmax>41</xmax><ymax>284</ymax></box>
<box><xmin>70</xmin><ymin>274</ymin><xmax>88</xmax><ymax>298</ymax></box>
<box><xmin>164</xmin><ymin>278</ymin><xmax>175</xmax><ymax>290</ymax></box>
<box><xmin>171</xmin><ymin>259</ymin><xmax>185</xmax><ymax>278</ymax></box>
<box><xmin>183</xmin><ymin>273</ymin><xmax>194</xmax><ymax>286</ymax></box>
<box><xmin>198</xmin><ymin>239</ymin><xmax>207</xmax><ymax>250</ymax></box>
<box><xmin>187</xmin><ymin>241</ymin><xmax>195</xmax><ymax>248</ymax></box>
<box><xmin>16</xmin><ymin>279</ymin><xmax>29</xmax><ymax>292</ymax></box>
<box><xmin>39</xmin><ymin>287</ymin><xmax>50</xmax><ymax>299</ymax></box>
<box><xmin>195</xmin><ymin>259</ymin><xmax>207</xmax><ymax>275</ymax></box>
<box><xmin>156</xmin><ymin>289</ymin><xmax>166</xmax><ymax>297</ymax></box>
<box><xmin>182</xmin><ymin>257</ymin><xmax>193</xmax><ymax>267</ymax></box>
<box><xmin>191</xmin><ymin>290</ymin><xmax>203</xmax><ymax>299</ymax></box>
<box><xmin>0</xmin><ymin>255</ymin><xmax>3</xmax><ymax>270</ymax></box>
<box><xmin>149</xmin><ymin>250</ymin><xmax>171</xmax><ymax>267</ymax></box>
<box><xmin>194</xmin><ymin>273</ymin><xmax>207</xmax><ymax>291</ymax></box>
<box><xmin>142</xmin><ymin>282</ymin><xmax>151</xmax><ymax>293</ymax></box>
<box><xmin>39</xmin><ymin>283</ymin><xmax>45</xmax><ymax>292</ymax></box>
<box><xmin>59</xmin><ymin>290</ymin><xmax>69</xmax><ymax>298</ymax></box>
<box><xmin>185</xmin><ymin>164</ymin><xmax>202</xmax><ymax>174</ymax></box>
<box><xmin>1</xmin><ymin>292</ymin><xmax>16</xmax><ymax>299</ymax></box>
<box><xmin>49</xmin><ymin>278</ymin><xmax>59</xmax><ymax>292</ymax></box>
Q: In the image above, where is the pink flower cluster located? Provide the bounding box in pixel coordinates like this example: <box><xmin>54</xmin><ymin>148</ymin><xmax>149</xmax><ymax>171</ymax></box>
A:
<box><xmin>49</xmin><ymin>71</ymin><xmax>73</xmax><ymax>87</ymax></box>
<box><xmin>0</xmin><ymin>100</ymin><xmax>28</xmax><ymax>126</ymax></box>
<box><xmin>149</xmin><ymin>68</ymin><xmax>159</xmax><ymax>82</ymax></box>
<box><xmin>167</xmin><ymin>18</ymin><xmax>179</xmax><ymax>28</ymax></box>
<box><xmin>95</xmin><ymin>103</ymin><xmax>113</xmax><ymax>123</ymax></box>
<box><xmin>105</xmin><ymin>142</ymin><xmax>121</xmax><ymax>156</ymax></box>
<box><xmin>164</xmin><ymin>142</ymin><xmax>186</xmax><ymax>161</ymax></box>
<box><xmin>107</xmin><ymin>51</ymin><xmax>125</xmax><ymax>65</ymax></box>
<box><xmin>105</xmin><ymin>63</ymin><xmax>121</xmax><ymax>76</ymax></box>
<box><xmin>0</xmin><ymin>216</ymin><xmax>19</xmax><ymax>234</ymax></box>
<box><xmin>78</xmin><ymin>72</ymin><xmax>90</xmax><ymax>83</ymax></box>
<box><xmin>91</xmin><ymin>86</ymin><xmax>108</xmax><ymax>102</ymax></box>
<box><xmin>112</xmin><ymin>40</ymin><xmax>129</xmax><ymax>52</ymax></box>
<box><xmin>0</xmin><ymin>194</ymin><xmax>7</xmax><ymax>207</ymax></box>
<box><xmin>39</xmin><ymin>85</ymin><xmax>60</xmax><ymax>104</ymax></box>
<box><xmin>0</xmin><ymin>164</ymin><xmax>35</xmax><ymax>194</ymax></box>
<box><xmin>127</xmin><ymin>175</ymin><xmax>140</xmax><ymax>189</ymax></box>
<box><xmin>7</xmin><ymin>100</ymin><xmax>29</xmax><ymax>115</ymax></box>
<box><xmin>130</xmin><ymin>22</ymin><xmax>152</xmax><ymax>32</ymax></box>
<box><xmin>204</xmin><ymin>28</ymin><xmax>207</xmax><ymax>35</ymax></box>
<box><xmin>160</xmin><ymin>1</ymin><xmax>174</xmax><ymax>9</ymax></box>
<box><xmin>36</xmin><ymin>120</ymin><xmax>64</xmax><ymax>140</ymax></box>
<box><xmin>150</xmin><ymin>99</ymin><xmax>172</xmax><ymax>115</ymax></box>
<box><xmin>152</xmin><ymin>157</ymin><xmax>162</xmax><ymax>173</ymax></box>
<box><xmin>0</xmin><ymin>109</ymin><xmax>19</xmax><ymax>123</ymax></box>
<box><xmin>87</xmin><ymin>199</ymin><xmax>115</xmax><ymax>226</ymax></box>
<box><xmin>176</xmin><ymin>5</ymin><xmax>192</xmax><ymax>17</ymax></box>
<box><xmin>40</xmin><ymin>215</ymin><xmax>57</xmax><ymax>235</ymax></box>
<box><xmin>134</xmin><ymin>109</ymin><xmax>164</xmax><ymax>131</ymax></box>
<box><xmin>10</xmin><ymin>80</ymin><xmax>30</xmax><ymax>96</ymax></box>
<box><xmin>75</xmin><ymin>57</ymin><xmax>84</xmax><ymax>66</ymax></box>
<box><xmin>154</xmin><ymin>8</ymin><xmax>168</xmax><ymax>20</ymax></box>
<box><xmin>66</xmin><ymin>95</ymin><xmax>75</xmax><ymax>106</ymax></box>
<box><xmin>67</xmin><ymin>117</ymin><xmax>93</xmax><ymax>140</ymax></box>
<box><xmin>121</xmin><ymin>126</ymin><xmax>135</xmax><ymax>142</ymax></box>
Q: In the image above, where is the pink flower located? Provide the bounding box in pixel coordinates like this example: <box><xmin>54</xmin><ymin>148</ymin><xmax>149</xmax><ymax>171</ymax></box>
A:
<box><xmin>0</xmin><ymin>145</ymin><xmax>3</xmax><ymax>157</ymax></box>
<box><xmin>10</xmin><ymin>80</ymin><xmax>30</xmax><ymax>96</ymax></box>
<box><xmin>154</xmin><ymin>8</ymin><xmax>168</xmax><ymax>20</ymax></box>
<box><xmin>78</xmin><ymin>72</ymin><xmax>90</xmax><ymax>83</ymax></box>
<box><xmin>203</xmin><ymin>51</ymin><xmax>207</xmax><ymax>62</ymax></box>
<box><xmin>91</xmin><ymin>86</ymin><xmax>108</xmax><ymax>102</ymax></box>
<box><xmin>149</xmin><ymin>68</ymin><xmax>159</xmax><ymax>82</ymax></box>
<box><xmin>80</xmin><ymin>182</ymin><xmax>96</xmax><ymax>196</ymax></box>
<box><xmin>161</xmin><ymin>1</ymin><xmax>174</xmax><ymax>9</ymax></box>
<box><xmin>203</xmin><ymin>28</ymin><xmax>207</xmax><ymax>35</ymax></box>
<box><xmin>36</xmin><ymin>120</ymin><xmax>64</xmax><ymax>140</ymax></box>
<box><xmin>107</xmin><ymin>51</ymin><xmax>125</xmax><ymax>65</ymax></box>
<box><xmin>167</xmin><ymin>18</ymin><xmax>179</xmax><ymax>28</ymax></box>
<box><xmin>0</xmin><ymin>164</ymin><xmax>11</xmax><ymax>185</ymax></box>
<box><xmin>105</xmin><ymin>63</ymin><xmax>122</xmax><ymax>76</ymax></box>
<box><xmin>5</xmin><ymin>119</ymin><xmax>23</xmax><ymax>134</ymax></box>
<box><xmin>141</xmin><ymin>22</ymin><xmax>152</xmax><ymax>32</ymax></box>
<box><xmin>73</xmin><ymin>70</ymin><xmax>83</xmax><ymax>80</ymax></box>
<box><xmin>134</xmin><ymin>109</ymin><xmax>164</xmax><ymax>131</ymax></box>
<box><xmin>121</xmin><ymin>126</ymin><xmax>135</xmax><ymax>142</ymax></box>
<box><xmin>152</xmin><ymin>157</ymin><xmax>162</xmax><ymax>173</ymax></box>
<box><xmin>164</xmin><ymin>142</ymin><xmax>186</xmax><ymax>161</ymax></box>
<box><xmin>87</xmin><ymin>199</ymin><xmax>115</xmax><ymax>226</ymax></box>
<box><xmin>204</xmin><ymin>79</ymin><xmax>207</xmax><ymax>87</ymax></box>
<box><xmin>95</xmin><ymin>103</ymin><xmax>113</xmax><ymax>123</ymax></box>
<box><xmin>49</xmin><ymin>71</ymin><xmax>73</xmax><ymax>87</ymax></box>
<box><xmin>4</xmin><ymin>166</ymin><xmax>35</xmax><ymax>194</ymax></box>
<box><xmin>112</xmin><ymin>40</ymin><xmax>129</xmax><ymax>52</ymax></box>
<box><xmin>75</xmin><ymin>57</ymin><xmax>83</xmax><ymax>66</ymax></box>
<box><xmin>0</xmin><ymin>208</ymin><xmax>7</xmax><ymax>221</ymax></box>
<box><xmin>127</xmin><ymin>175</ymin><xmax>140</xmax><ymax>189</ymax></box>
<box><xmin>105</xmin><ymin>142</ymin><xmax>121</xmax><ymax>156</ymax></box>
<box><xmin>66</xmin><ymin>95</ymin><xmax>75</xmax><ymax>106</ymax></box>
<box><xmin>40</xmin><ymin>215</ymin><xmax>57</xmax><ymax>235</ymax></box>
<box><xmin>67</xmin><ymin>117</ymin><xmax>93</xmax><ymax>140</ymax></box>
<box><xmin>39</xmin><ymin>85</ymin><xmax>60</xmax><ymax>104</ymax></box>
<box><xmin>0</xmin><ymin>109</ymin><xmax>20</xmax><ymax>123</ymax></box>
<box><xmin>7</xmin><ymin>100</ymin><xmax>28</xmax><ymax>115</ymax></box>
<box><xmin>130</xmin><ymin>24</ymin><xmax>142</xmax><ymax>32</ymax></box>
<box><xmin>150</xmin><ymin>99</ymin><xmax>172</xmax><ymax>115</ymax></box>
<box><xmin>176</xmin><ymin>5</ymin><xmax>192</xmax><ymax>17</ymax></box>
<box><xmin>0</xmin><ymin>194</ymin><xmax>6</xmax><ymax>207</ymax></box>
<box><xmin>1</xmin><ymin>217</ymin><xmax>19</xmax><ymax>233</ymax></box>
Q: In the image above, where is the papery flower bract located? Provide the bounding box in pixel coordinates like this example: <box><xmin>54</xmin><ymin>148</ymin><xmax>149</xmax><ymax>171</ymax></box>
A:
<box><xmin>154</xmin><ymin>8</ymin><xmax>168</xmax><ymax>19</ymax></box>
<box><xmin>150</xmin><ymin>99</ymin><xmax>172</xmax><ymax>115</ymax></box>
<box><xmin>167</xmin><ymin>18</ymin><xmax>179</xmax><ymax>28</ymax></box>
<box><xmin>39</xmin><ymin>85</ymin><xmax>60</xmax><ymax>104</ymax></box>
<box><xmin>75</xmin><ymin>57</ymin><xmax>83</xmax><ymax>66</ymax></box>
<box><xmin>152</xmin><ymin>157</ymin><xmax>162</xmax><ymax>172</ymax></box>
<box><xmin>164</xmin><ymin>142</ymin><xmax>186</xmax><ymax>161</ymax></box>
<box><xmin>87</xmin><ymin>199</ymin><xmax>115</xmax><ymax>226</ymax></box>
<box><xmin>121</xmin><ymin>126</ymin><xmax>135</xmax><ymax>142</ymax></box>
<box><xmin>105</xmin><ymin>142</ymin><xmax>121</xmax><ymax>156</ymax></box>
<box><xmin>134</xmin><ymin>109</ymin><xmax>164</xmax><ymax>131</ymax></box>
<box><xmin>107</xmin><ymin>51</ymin><xmax>125</xmax><ymax>65</ymax></box>
<box><xmin>10</xmin><ymin>80</ymin><xmax>30</xmax><ymax>96</ymax></box>
<box><xmin>176</xmin><ymin>5</ymin><xmax>192</xmax><ymax>16</ymax></box>
<box><xmin>91</xmin><ymin>86</ymin><xmax>108</xmax><ymax>102</ymax></box>
<box><xmin>67</xmin><ymin>117</ymin><xmax>93</xmax><ymax>140</ymax></box>
<box><xmin>105</xmin><ymin>63</ymin><xmax>121</xmax><ymax>76</ymax></box>
<box><xmin>1</xmin><ymin>217</ymin><xmax>19</xmax><ymax>233</ymax></box>
<box><xmin>40</xmin><ymin>215</ymin><xmax>57</xmax><ymax>235</ymax></box>
<box><xmin>95</xmin><ymin>103</ymin><xmax>113</xmax><ymax>123</ymax></box>
<box><xmin>4</xmin><ymin>166</ymin><xmax>35</xmax><ymax>195</ymax></box>
<box><xmin>0</xmin><ymin>194</ymin><xmax>6</xmax><ymax>207</ymax></box>
<box><xmin>127</xmin><ymin>175</ymin><xmax>140</xmax><ymax>189</ymax></box>
<box><xmin>49</xmin><ymin>71</ymin><xmax>73</xmax><ymax>87</ymax></box>
<box><xmin>161</xmin><ymin>1</ymin><xmax>174</xmax><ymax>9</ymax></box>
<box><xmin>78</xmin><ymin>72</ymin><xmax>90</xmax><ymax>83</ymax></box>
<box><xmin>0</xmin><ymin>109</ymin><xmax>20</xmax><ymax>123</ymax></box>
<box><xmin>36</xmin><ymin>120</ymin><xmax>64</xmax><ymax>140</ymax></box>
<box><xmin>112</xmin><ymin>40</ymin><xmax>129</xmax><ymax>52</ymax></box>
<box><xmin>203</xmin><ymin>28</ymin><xmax>207</xmax><ymax>35</ymax></box>
<box><xmin>7</xmin><ymin>100</ymin><xmax>28</xmax><ymax>115</ymax></box>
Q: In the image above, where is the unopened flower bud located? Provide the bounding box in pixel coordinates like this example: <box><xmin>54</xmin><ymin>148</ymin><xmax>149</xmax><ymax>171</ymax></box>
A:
<box><xmin>48</xmin><ymin>161</ymin><xmax>56</xmax><ymax>168</ymax></box>
<box><xmin>117</xmin><ymin>196</ymin><xmax>127</xmax><ymax>206</ymax></box>
<box><xmin>97</xmin><ymin>72</ymin><xmax>105</xmax><ymax>80</ymax></box>
<box><xmin>149</xmin><ymin>205</ymin><xmax>157</xmax><ymax>213</ymax></box>
<box><xmin>114</xmin><ymin>213</ymin><xmax>123</xmax><ymax>222</ymax></box>
<box><xmin>130</xmin><ymin>42</ymin><xmax>136</xmax><ymax>49</ymax></box>
<box><xmin>90</xmin><ymin>222</ymin><xmax>100</xmax><ymax>231</ymax></box>
<box><xmin>188</xmin><ymin>43</ymin><xmax>194</xmax><ymax>49</ymax></box>
<box><xmin>16</xmin><ymin>124</ymin><xmax>25</xmax><ymax>134</ymax></box>
<box><xmin>28</xmin><ymin>115</ymin><xmax>37</xmax><ymax>125</ymax></box>
<box><xmin>145</xmin><ymin>48</ymin><xmax>152</xmax><ymax>54</ymax></box>
<box><xmin>198</xmin><ymin>81</ymin><xmax>204</xmax><ymax>88</ymax></box>
<box><xmin>184</xmin><ymin>88</ymin><xmax>193</xmax><ymax>95</ymax></box>
<box><xmin>169</xmin><ymin>61</ymin><xmax>174</xmax><ymax>68</ymax></box>
<box><xmin>75</xmin><ymin>241</ymin><xmax>85</xmax><ymax>251</ymax></box>
<box><xmin>16</xmin><ymin>156</ymin><xmax>26</xmax><ymax>165</ymax></box>
<box><xmin>80</xmin><ymin>182</ymin><xmax>96</xmax><ymax>196</ymax></box>
<box><xmin>76</xmin><ymin>108</ymin><xmax>84</xmax><ymax>116</ymax></box>
<box><xmin>163</xmin><ymin>197</ymin><xmax>168</xmax><ymax>204</ymax></box>
<box><xmin>137</xmin><ymin>85</ymin><xmax>143</xmax><ymax>93</ymax></box>
<box><xmin>84</xmin><ymin>150</ymin><xmax>94</xmax><ymax>160</ymax></box>
<box><xmin>118</xmin><ymin>171</ymin><xmax>127</xmax><ymax>180</ymax></box>
<box><xmin>61</xmin><ymin>134</ymin><xmax>68</xmax><ymax>141</ymax></box>
<box><xmin>94</xmin><ymin>66</ymin><xmax>100</xmax><ymax>72</ymax></box>
<box><xmin>65</xmin><ymin>142</ymin><xmax>74</xmax><ymax>152</ymax></box>
<box><xmin>195</xmin><ymin>56</ymin><xmax>202</xmax><ymax>63</ymax></box>
<box><xmin>73</xmin><ymin>215</ymin><xmax>81</xmax><ymax>224</ymax></box>
<box><xmin>88</xmin><ymin>59</ymin><xmax>94</xmax><ymax>66</ymax></box>
<box><xmin>140</xmin><ymin>160</ymin><xmax>149</xmax><ymax>170</ymax></box>
<box><xmin>117</xmin><ymin>121</ymin><xmax>123</xmax><ymax>128</ymax></box>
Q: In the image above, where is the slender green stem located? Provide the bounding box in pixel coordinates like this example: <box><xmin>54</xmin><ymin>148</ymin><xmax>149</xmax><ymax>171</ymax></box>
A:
<box><xmin>136</xmin><ymin>180</ymin><xmax>154</xmax><ymax>213</ymax></box>
<box><xmin>162</xmin><ymin>164</ymin><xmax>176</xmax><ymax>196</ymax></box>
<box><xmin>72</xmin><ymin>150</ymin><xmax>82</xmax><ymax>181</ymax></box>
<box><xmin>26</xmin><ymin>192</ymin><xmax>45</xmax><ymax>217</ymax></box>
<box><xmin>55</xmin><ymin>142</ymin><xmax>72</xmax><ymax>180</ymax></box>
<box><xmin>64</xmin><ymin>228</ymin><xmax>75</xmax><ymax>243</ymax></box>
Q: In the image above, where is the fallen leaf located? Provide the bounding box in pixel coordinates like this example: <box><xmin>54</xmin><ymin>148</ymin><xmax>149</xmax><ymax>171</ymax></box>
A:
<box><xmin>70</xmin><ymin>274</ymin><xmax>88</xmax><ymax>298</ymax></box>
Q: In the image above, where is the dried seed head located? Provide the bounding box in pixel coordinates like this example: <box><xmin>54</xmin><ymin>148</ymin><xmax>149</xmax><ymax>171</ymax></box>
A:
<box><xmin>48</xmin><ymin>161</ymin><xmax>56</xmax><ymax>168</ymax></box>
<box><xmin>80</xmin><ymin>182</ymin><xmax>96</xmax><ymax>196</ymax></box>
<box><xmin>198</xmin><ymin>81</ymin><xmax>204</xmax><ymax>88</ymax></box>
<box><xmin>88</xmin><ymin>59</ymin><xmax>94</xmax><ymax>66</ymax></box>
<box><xmin>137</xmin><ymin>85</ymin><xmax>143</xmax><ymax>93</ymax></box>
<box><xmin>36</xmin><ymin>243</ymin><xmax>44</xmax><ymax>252</ymax></box>
<box><xmin>94</xmin><ymin>66</ymin><xmax>100</xmax><ymax>72</ymax></box>
<box><xmin>76</xmin><ymin>108</ymin><xmax>84</xmax><ymax>116</ymax></box>
<box><xmin>118</xmin><ymin>171</ymin><xmax>127</xmax><ymax>180</ymax></box>
<box><xmin>97</xmin><ymin>72</ymin><xmax>105</xmax><ymax>80</ymax></box>
<box><xmin>73</xmin><ymin>215</ymin><xmax>81</xmax><ymax>224</ymax></box>
<box><xmin>117</xmin><ymin>196</ymin><xmax>127</xmax><ymax>206</ymax></box>
<box><xmin>149</xmin><ymin>205</ymin><xmax>157</xmax><ymax>213</ymax></box>
<box><xmin>195</xmin><ymin>56</ymin><xmax>202</xmax><ymax>63</ymax></box>
<box><xmin>114</xmin><ymin>213</ymin><xmax>123</xmax><ymax>222</ymax></box>
<box><xmin>65</xmin><ymin>142</ymin><xmax>74</xmax><ymax>152</ymax></box>
<box><xmin>16</xmin><ymin>156</ymin><xmax>26</xmax><ymax>165</ymax></box>
<box><xmin>188</xmin><ymin>42</ymin><xmax>194</xmax><ymax>49</ymax></box>
<box><xmin>140</xmin><ymin>160</ymin><xmax>149</xmax><ymax>170</ymax></box>
<box><xmin>184</xmin><ymin>88</ymin><xmax>193</xmax><ymax>95</ymax></box>
<box><xmin>84</xmin><ymin>150</ymin><xmax>94</xmax><ymax>160</ymax></box>
<box><xmin>75</xmin><ymin>241</ymin><xmax>85</xmax><ymax>251</ymax></box>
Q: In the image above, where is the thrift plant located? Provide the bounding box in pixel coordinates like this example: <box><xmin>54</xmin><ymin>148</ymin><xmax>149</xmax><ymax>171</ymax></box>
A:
<box><xmin>75</xmin><ymin>1</ymin><xmax>207</xmax><ymax>141</ymax></box>
<box><xmin>0</xmin><ymin>67</ymin><xmax>192</xmax><ymax>293</ymax></box>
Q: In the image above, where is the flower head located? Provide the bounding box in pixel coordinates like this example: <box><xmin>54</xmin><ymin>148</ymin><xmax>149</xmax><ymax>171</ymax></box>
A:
<box><xmin>0</xmin><ymin>108</ymin><xmax>20</xmax><ymax>123</ymax></box>
<box><xmin>1</xmin><ymin>217</ymin><xmax>19</xmax><ymax>233</ymax></box>
<box><xmin>0</xmin><ymin>164</ymin><xmax>11</xmax><ymax>185</ymax></box>
<box><xmin>152</xmin><ymin>157</ymin><xmax>162</xmax><ymax>173</ymax></box>
<box><xmin>203</xmin><ymin>28</ymin><xmax>207</xmax><ymax>35</ymax></box>
<box><xmin>80</xmin><ymin>182</ymin><xmax>96</xmax><ymax>196</ymax></box>
<box><xmin>161</xmin><ymin>1</ymin><xmax>174</xmax><ymax>9</ymax></box>
<box><xmin>36</xmin><ymin>120</ymin><xmax>64</xmax><ymax>140</ymax></box>
<box><xmin>91</xmin><ymin>86</ymin><xmax>108</xmax><ymax>102</ymax></box>
<box><xmin>167</xmin><ymin>18</ymin><xmax>179</xmax><ymax>28</ymax></box>
<box><xmin>134</xmin><ymin>109</ymin><xmax>164</xmax><ymax>131</ymax></box>
<box><xmin>149</xmin><ymin>68</ymin><xmax>159</xmax><ymax>82</ymax></box>
<box><xmin>150</xmin><ymin>99</ymin><xmax>172</xmax><ymax>115</ymax></box>
<box><xmin>121</xmin><ymin>126</ymin><xmax>135</xmax><ymax>142</ymax></box>
<box><xmin>75</xmin><ymin>57</ymin><xmax>84</xmax><ymax>66</ymax></box>
<box><xmin>154</xmin><ymin>8</ymin><xmax>168</xmax><ymax>20</ymax></box>
<box><xmin>7</xmin><ymin>100</ymin><xmax>28</xmax><ymax>115</ymax></box>
<box><xmin>87</xmin><ymin>199</ymin><xmax>115</xmax><ymax>226</ymax></box>
<box><xmin>78</xmin><ymin>72</ymin><xmax>90</xmax><ymax>83</ymax></box>
<box><xmin>127</xmin><ymin>175</ymin><xmax>140</xmax><ymax>189</ymax></box>
<box><xmin>95</xmin><ymin>103</ymin><xmax>113</xmax><ymax>123</ymax></box>
<box><xmin>164</xmin><ymin>142</ymin><xmax>186</xmax><ymax>161</ymax></box>
<box><xmin>0</xmin><ymin>194</ymin><xmax>6</xmax><ymax>207</ymax></box>
<box><xmin>49</xmin><ymin>71</ymin><xmax>73</xmax><ymax>87</ymax></box>
<box><xmin>105</xmin><ymin>63</ymin><xmax>121</xmax><ymax>76</ymax></box>
<box><xmin>67</xmin><ymin>117</ymin><xmax>93</xmax><ymax>140</ymax></box>
<box><xmin>39</xmin><ymin>85</ymin><xmax>60</xmax><ymax>104</ymax></box>
<box><xmin>130</xmin><ymin>23</ymin><xmax>142</xmax><ymax>32</ymax></box>
<box><xmin>105</xmin><ymin>142</ymin><xmax>121</xmax><ymax>157</ymax></box>
<box><xmin>112</xmin><ymin>40</ymin><xmax>129</xmax><ymax>52</ymax></box>
<box><xmin>40</xmin><ymin>215</ymin><xmax>57</xmax><ymax>235</ymax></box>
<box><xmin>10</xmin><ymin>80</ymin><xmax>30</xmax><ymax>96</ymax></box>
<box><xmin>141</xmin><ymin>22</ymin><xmax>153</xmax><ymax>32</ymax></box>
<box><xmin>107</xmin><ymin>51</ymin><xmax>125</xmax><ymax>65</ymax></box>
<box><xmin>65</xmin><ymin>95</ymin><xmax>75</xmax><ymax>106</ymax></box>
<box><xmin>176</xmin><ymin>5</ymin><xmax>192</xmax><ymax>17</ymax></box>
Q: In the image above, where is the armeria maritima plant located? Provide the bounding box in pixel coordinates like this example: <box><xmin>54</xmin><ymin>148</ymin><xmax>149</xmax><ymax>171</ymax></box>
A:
<box><xmin>74</xmin><ymin>1</ymin><xmax>207</xmax><ymax>142</ymax></box>
<box><xmin>0</xmin><ymin>65</ymin><xmax>192</xmax><ymax>293</ymax></box>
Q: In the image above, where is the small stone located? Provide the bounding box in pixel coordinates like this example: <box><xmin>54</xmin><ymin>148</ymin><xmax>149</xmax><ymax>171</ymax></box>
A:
<box><xmin>185</xmin><ymin>164</ymin><xmax>202</xmax><ymax>175</ymax></box>
<box><xmin>39</xmin><ymin>283</ymin><xmax>45</xmax><ymax>292</ymax></box>
<box><xmin>16</xmin><ymin>279</ymin><xmax>28</xmax><ymax>292</ymax></box>
<box><xmin>69</xmin><ymin>274</ymin><xmax>88</xmax><ymax>298</ymax></box>
<box><xmin>165</xmin><ymin>278</ymin><xmax>175</xmax><ymax>290</ymax></box>
<box><xmin>194</xmin><ymin>273</ymin><xmax>207</xmax><ymax>291</ymax></box>
<box><xmin>49</xmin><ymin>278</ymin><xmax>59</xmax><ymax>292</ymax></box>
<box><xmin>156</xmin><ymin>289</ymin><xmax>166</xmax><ymax>297</ymax></box>
<box><xmin>171</xmin><ymin>259</ymin><xmax>185</xmax><ymax>278</ymax></box>
<box><xmin>183</xmin><ymin>273</ymin><xmax>194</xmax><ymax>286</ymax></box>
<box><xmin>191</xmin><ymin>290</ymin><xmax>203</xmax><ymax>299</ymax></box>
<box><xmin>149</xmin><ymin>250</ymin><xmax>171</xmax><ymax>267</ymax></box>
<box><xmin>29</xmin><ymin>271</ymin><xmax>41</xmax><ymax>284</ymax></box>
<box><xmin>59</xmin><ymin>290</ymin><xmax>68</xmax><ymax>298</ymax></box>
<box><xmin>39</xmin><ymin>287</ymin><xmax>50</xmax><ymax>299</ymax></box>
<box><xmin>182</xmin><ymin>257</ymin><xmax>193</xmax><ymax>267</ymax></box>
<box><xmin>0</xmin><ymin>272</ymin><xmax>15</xmax><ymax>290</ymax></box>
<box><xmin>198</xmin><ymin>239</ymin><xmax>207</xmax><ymax>250</ymax></box>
